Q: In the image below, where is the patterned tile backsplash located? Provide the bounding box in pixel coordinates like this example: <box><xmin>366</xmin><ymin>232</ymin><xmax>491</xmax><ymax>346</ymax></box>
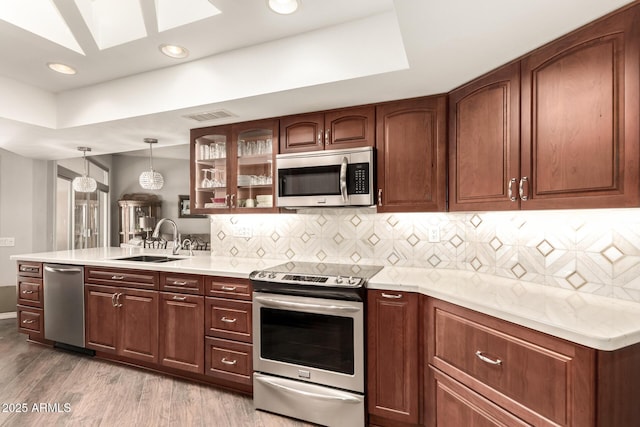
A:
<box><xmin>210</xmin><ymin>208</ymin><xmax>640</xmax><ymax>303</ymax></box>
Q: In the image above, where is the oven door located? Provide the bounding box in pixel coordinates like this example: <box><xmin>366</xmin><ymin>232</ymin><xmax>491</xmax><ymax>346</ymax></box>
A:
<box><xmin>252</xmin><ymin>292</ymin><xmax>364</xmax><ymax>393</ymax></box>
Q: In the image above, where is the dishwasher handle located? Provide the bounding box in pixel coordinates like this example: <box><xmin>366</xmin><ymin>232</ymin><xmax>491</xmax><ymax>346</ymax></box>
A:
<box><xmin>45</xmin><ymin>266</ymin><xmax>83</xmax><ymax>274</ymax></box>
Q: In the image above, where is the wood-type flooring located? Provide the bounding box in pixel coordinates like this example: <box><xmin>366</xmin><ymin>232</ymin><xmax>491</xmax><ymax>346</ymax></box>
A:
<box><xmin>0</xmin><ymin>319</ymin><xmax>315</xmax><ymax>427</ymax></box>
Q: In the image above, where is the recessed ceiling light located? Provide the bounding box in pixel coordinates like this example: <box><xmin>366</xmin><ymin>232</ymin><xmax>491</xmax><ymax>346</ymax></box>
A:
<box><xmin>47</xmin><ymin>62</ymin><xmax>77</xmax><ymax>75</ymax></box>
<box><xmin>159</xmin><ymin>44</ymin><xmax>189</xmax><ymax>59</ymax></box>
<box><xmin>268</xmin><ymin>0</ymin><xmax>299</xmax><ymax>15</ymax></box>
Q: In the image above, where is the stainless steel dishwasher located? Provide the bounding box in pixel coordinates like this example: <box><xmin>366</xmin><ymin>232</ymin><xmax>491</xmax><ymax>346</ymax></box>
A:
<box><xmin>43</xmin><ymin>264</ymin><xmax>86</xmax><ymax>348</ymax></box>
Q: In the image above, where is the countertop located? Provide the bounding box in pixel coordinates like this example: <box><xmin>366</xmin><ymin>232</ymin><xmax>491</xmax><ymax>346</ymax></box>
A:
<box><xmin>368</xmin><ymin>267</ymin><xmax>640</xmax><ymax>351</ymax></box>
<box><xmin>12</xmin><ymin>248</ymin><xmax>640</xmax><ymax>351</ymax></box>
<box><xmin>10</xmin><ymin>247</ymin><xmax>280</xmax><ymax>279</ymax></box>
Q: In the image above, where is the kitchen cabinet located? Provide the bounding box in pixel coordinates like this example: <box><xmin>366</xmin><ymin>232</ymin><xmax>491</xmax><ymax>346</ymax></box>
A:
<box><xmin>450</xmin><ymin>5</ymin><xmax>640</xmax><ymax>211</ymax></box>
<box><xmin>367</xmin><ymin>290</ymin><xmax>420</xmax><ymax>426</ymax></box>
<box><xmin>519</xmin><ymin>5</ymin><xmax>640</xmax><ymax>210</ymax></box>
<box><xmin>279</xmin><ymin>106</ymin><xmax>375</xmax><ymax>153</ymax></box>
<box><xmin>425</xmin><ymin>297</ymin><xmax>640</xmax><ymax>427</ymax></box>
<box><xmin>204</xmin><ymin>276</ymin><xmax>253</xmax><ymax>388</ymax></box>
<box><xmin>16</xmin><ymin>261</ymin><xmax>45</xmax><ymax>341</ymax></box>
<box><xmin>190</xmin><ymin>119</ymin><xmax>278</xmax><ymax>213</ymax></box>
<box><xmin>159</xmin><ymin>291</ymin><xmax>204</xmax><ymax>374</ymax></box>
<box><xmin>376</xmin><ymin>96</ymin><xmax>447</xmax><ymax>212</ymax></box>
<box><xmin>85</xmin><ymin>284</ymin><xmax>158</xmax><ymax>364</ymax></box>
<box><xmin>448</xmin><ymin>62</ymin><xmax>521</xmax><ymax>211</ymax></box>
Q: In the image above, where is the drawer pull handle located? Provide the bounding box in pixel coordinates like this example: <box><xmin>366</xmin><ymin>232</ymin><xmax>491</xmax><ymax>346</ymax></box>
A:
<box><xmin>172</xmin><ymin>296</ymin><xmax>187</xmax><ymax>301</ymax></box>
<box><xmin>221</xmin><ymin>286</ymin><xmax>237</xmax><ymax>291</ymax></box>
<box><xmin>221</xmin><ymin>357</ymin><xmax>237</xmax><ymax>366</ymax></box>
<box><xmin>381</xmin><ymin>293</ymin><xmax>402</xmax><ymax>299</ymax></box>
<box><xmin>20</xmin><ymin>266</ymin><xmax>39</xmax><ymax>273</ymax></box>
<box><xmin>221</xmin><ymin>317</ymin><xmax>237</xmax><ymax>323</ymax></box>
<box><xmin>172</xmin><ymin>281</ymin><xmax>188</xmax><ymax>286</ymax></box>
<box><xmin>111</xmin><ymin>275</ymin><xmax>125</xmax><ymax>280</ymax></box>
<box><xmin>22</xmin><ymin>290</ymin><xmax>34</xmax><ymax>294</ymax></box>
<box><xmin>22</xmin><ymin>319</ymin><xmax>36</xmax><ymax>324</ymax></box>
<box><xmin>475</xmin><ymin>351</ymin><xmax>502</xmax><ymax>366</ymax></box>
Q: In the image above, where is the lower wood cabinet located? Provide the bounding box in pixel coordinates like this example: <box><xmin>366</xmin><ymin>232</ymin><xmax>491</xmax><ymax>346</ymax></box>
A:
<box><xmin>367</xmin><ymin>289</ymin><xmax>420</xmax><ymax>426</ymax></box>
<box><xmin>17</xmin><ymin>305</ymin><xmax>44</xmax><ymax>338</ymax></box>
<box><xmin>85</xmin><ymin>284</ymin><xmax>159</xmax><ymax>364</ymax></box>
<box><xmin>159</xmin><ymin>292</ymin><xmax>204</xmax><ymax>374</ymax></box>
<box><xmin>205</xmin><ymin>337</ymin><xmax>253</xmax><ymax>385</ymax></box>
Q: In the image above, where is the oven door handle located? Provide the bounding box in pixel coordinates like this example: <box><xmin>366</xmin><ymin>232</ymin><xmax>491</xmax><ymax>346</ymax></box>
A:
<box><xmin>254</xmin><ymin>375</ymin><xmax>362</xmax><ymax>404</ymax></box>
<box><xmin>254</xmin><ymin>295</ymin><xmax>360</xmax><ymax>314</ymax></box>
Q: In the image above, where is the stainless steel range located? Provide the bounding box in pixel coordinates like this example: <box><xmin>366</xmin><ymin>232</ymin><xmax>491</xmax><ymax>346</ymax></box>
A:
<box><xmin>250</xmin><ymin>261</ymin><xmax>382</xmax><ymax>427</ymax></box>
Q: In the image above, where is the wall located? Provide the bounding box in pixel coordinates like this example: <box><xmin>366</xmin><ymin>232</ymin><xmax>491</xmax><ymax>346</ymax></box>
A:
<box><xmin>0</xmin><ymin>148</ymin><xmax>54</xmax><ymax>312</ymax></box>
<box><xmin>110</xmin><ymin>154</ymin><xmax>209</xmax><ymax>245</ymax></box>
<box><xmin>210</xmin><ymin>208</ymin><xmax>640</xmax><ymax>303</ymax></box>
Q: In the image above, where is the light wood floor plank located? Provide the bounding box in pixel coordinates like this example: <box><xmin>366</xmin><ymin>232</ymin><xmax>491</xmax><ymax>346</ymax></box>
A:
<box><xmin>0</xmin><ymin>320</ymin><xmax>317</xmax><ymax>427</ymax></box>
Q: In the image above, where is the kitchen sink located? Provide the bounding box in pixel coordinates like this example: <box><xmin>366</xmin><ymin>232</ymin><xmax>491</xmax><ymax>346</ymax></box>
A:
<box><xmin>115</xmin><ymin>255</ymin><xmax>181</xmax><ymax>263</ymax></box>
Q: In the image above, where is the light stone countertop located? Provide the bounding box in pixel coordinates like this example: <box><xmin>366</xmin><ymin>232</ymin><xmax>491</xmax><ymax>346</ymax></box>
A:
<box><xmin>10</xmin><ymin>247</ymin><xmax>281</xmax><ymax>279</ymax></box>
<box><xmin>367</xmin><ymin>267</ymin><xmax>640</xmax><ymax>351</ymax></box>
<box><xmin>12</xmin><ymin>248</ymin><xmax>640</xmax><ymax>351</ymax></box>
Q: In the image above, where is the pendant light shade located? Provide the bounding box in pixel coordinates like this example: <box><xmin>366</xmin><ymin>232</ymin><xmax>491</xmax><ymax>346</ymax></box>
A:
<box><xmin>72</xmin><ymin>147</ymin><xmax>97</xmax><ymax>193</ymax></box>
<box><xmin>139</xmin><ymin>138</ymin><xmax>164</xmax><ymax>190</ymax></box>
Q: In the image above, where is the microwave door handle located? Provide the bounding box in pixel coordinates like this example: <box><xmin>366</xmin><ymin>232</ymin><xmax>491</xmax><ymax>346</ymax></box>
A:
<box><xmin>340</xmin><ymin>156</ymin><xmax>348</xmax><ymax>203</ymax></box>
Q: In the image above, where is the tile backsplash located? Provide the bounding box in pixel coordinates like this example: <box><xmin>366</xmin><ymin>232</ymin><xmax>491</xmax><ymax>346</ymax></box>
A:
<box><xmin>210</xmin><ymin>208</ymin><xmax>640</xmax><ymax>303</ymax></box>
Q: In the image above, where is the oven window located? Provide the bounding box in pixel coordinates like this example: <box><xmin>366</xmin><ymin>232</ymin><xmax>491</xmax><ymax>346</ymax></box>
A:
<box><xmin>278</xmin><ymin>165</ymin><xmax>340</xmax><ymax>197</ymax></box>
<box><xmin>260</xmin><ymin>308</ymin><xmax>354</xmax><ymax>375</ymax></box>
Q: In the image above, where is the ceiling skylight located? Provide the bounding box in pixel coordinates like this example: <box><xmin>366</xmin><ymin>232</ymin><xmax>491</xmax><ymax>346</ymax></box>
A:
<box><xmin>0</xmin><ymin>0</ymin><xmax>84</xmax><ymax>54</ymax></box>
<box><xmin>155</xmin><ymin>0</ymin><xmax>222</xmax><ymax>32</ymax></box>
<box><xmin>74</xmin><ymin>0</ymin><xmax>147</xmax><ymax>50</ymax></box>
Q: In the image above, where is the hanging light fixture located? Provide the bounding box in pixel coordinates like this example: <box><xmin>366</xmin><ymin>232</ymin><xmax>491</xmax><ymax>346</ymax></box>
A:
<box><xmin>72</xmin><ymin>147</ymin><xmax>97</xmax><ymax>193</ymax></box>
<box><xmin>139</xmin><ymin>138</ymin><xmax>164</xmax><ymax>190</ymax></box>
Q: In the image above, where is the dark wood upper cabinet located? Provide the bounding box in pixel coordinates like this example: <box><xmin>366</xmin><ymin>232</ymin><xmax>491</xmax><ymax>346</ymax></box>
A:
<box><xmin>449</xmin><ymin>61</ymin><xmax>521</xmax><ymax>211</ymax></box>
<box><xmin>279</xmin><ymin>106</ymin><xmax>375</xmax><ymax>153</ymax></box>
<box><xmin>376</xmin><ymin>96</ymin><xmax>447</xmax><ymax>212</ymax></box>
<box><xmin>520</xmin><ymin>5</ymin><xmax>640</xmax><ymax>209</ymax></box>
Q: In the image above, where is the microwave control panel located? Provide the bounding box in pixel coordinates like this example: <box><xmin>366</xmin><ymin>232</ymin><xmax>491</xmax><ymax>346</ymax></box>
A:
<box><xmin>347</xmin><ymin>163</ymin><xmax>370</xmax><ymax>194</ymax></box>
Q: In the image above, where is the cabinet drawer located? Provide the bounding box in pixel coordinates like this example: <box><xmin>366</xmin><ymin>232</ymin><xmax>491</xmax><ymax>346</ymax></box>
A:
<box><xmin>431</xmin><ymin>300</ymin><xmax>591</xmax><ymax>426</ymax></box>
<box><xmin>205</xmin><ymin>277</ymin><xmax>252</xmax><ymax>300</ymax></box>
<box><xmin>17</xmin><ymin>278</ymin><xmax>43</xmax><ymax>308</ymax></box>
<box><xmin>17</xmin><ymin>261</ymin><xmax>42</xmax><ymax>278</ymax></box>
<box><xmin>432</xmin><ymin>368</ymin><xmax>528</xmax><ymax>427</ymax></box>
<box><xmin>205</xmin><ymin>337</ymin><xmax>252</xmax><ymax>385</ymax></box>
<box><xmin>85</xmin><ymin>266</ymin><xmax>158</xmax><ymax>290</ymax></box>
<box><xmin>160</xmin><ymin>272</ymin><xmax>204</xmax><ymax>295</ymax></box>
<box><xmin>205</xmin><ymin>297</ymin><xmax>252</xmax><ymax>343</ymax></box>
<box><xmin>17</xmin><ymin>305</ymin><xmax>43</xmax><ymax>336</ymax></box>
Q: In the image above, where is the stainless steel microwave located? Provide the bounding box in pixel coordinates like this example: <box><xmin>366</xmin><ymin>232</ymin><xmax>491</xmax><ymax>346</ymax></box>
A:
<box><xmin>276</xmin><ymin>146</ymin><xmax>375</xmax><ymax>208</ymax></box>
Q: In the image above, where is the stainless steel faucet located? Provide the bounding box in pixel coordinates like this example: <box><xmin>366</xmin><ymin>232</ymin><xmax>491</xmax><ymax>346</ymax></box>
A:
<box><xmin>152</xmin><ymin>218</ymin><xmax>182</xmax><ymax>255</ymax></box>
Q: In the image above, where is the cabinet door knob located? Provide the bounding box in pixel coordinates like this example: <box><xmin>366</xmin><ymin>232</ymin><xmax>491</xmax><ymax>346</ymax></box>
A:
<box><xmin>519</xmin><ymin>177</ymin><xmax>529</xmax><ymax>201</ymax></box>
<box><xmin>508</xmin><ymin>178</ymin><xmax>518</xmax><ymax>202</ymax></box>
<box><xmin>221</xmin><ymin>316</ymin><xmax>237</xmax><ymax>323</ymax></box>
<box><xmin>221</xmin><ymin>357</ymin><xmax>237</xmax><ymax>366</ymax></box>
<box><xmin>475</xmin><ymin>350</ymin><xmax>502</xmax><ymax>366</ymax></box>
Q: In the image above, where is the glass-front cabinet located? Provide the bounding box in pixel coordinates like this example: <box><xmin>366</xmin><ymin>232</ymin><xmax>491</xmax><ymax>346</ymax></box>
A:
<box><xmin>190</xmin><ymin>119</ymin><xmax>278</xmax><ymax>213</ymax></box>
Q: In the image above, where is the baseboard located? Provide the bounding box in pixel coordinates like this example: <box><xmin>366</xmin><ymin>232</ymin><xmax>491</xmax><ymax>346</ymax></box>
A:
<box><xmin>0</xmin><ymin>312</ymin><xmax>17</xmax><ymax>320</ymax></box>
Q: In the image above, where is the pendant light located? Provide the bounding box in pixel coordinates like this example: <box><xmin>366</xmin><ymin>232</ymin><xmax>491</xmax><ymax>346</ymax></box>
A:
<box><xmin>139</xmin><ymin>138</ymin><xmax>164</xmax><ymax>190</ymax></box>
<box><xmin>72</xmin><ymin>147</ymin><xmax>97</xmax><ymax>193</ymax></box>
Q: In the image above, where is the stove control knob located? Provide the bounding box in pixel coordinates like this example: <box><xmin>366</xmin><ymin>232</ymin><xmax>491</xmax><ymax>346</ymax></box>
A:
<box><xmin>268</xmin><ymin>272</ymin><xmax>277</xmax><ymax>279</ymax></box>
<box><xmin>336</xmin><ymin>275</ymin><xmax>344</xmax><ymax>284</ymax></box>
<box><xmin>257</xmin><ymin>271</ymin><xmax>266</xmax><ymax>278</ymax></box>
<box><xmin>348</xmin><ymin>276</ymin><xmax>358</xmax><ymax>285</ymax></box>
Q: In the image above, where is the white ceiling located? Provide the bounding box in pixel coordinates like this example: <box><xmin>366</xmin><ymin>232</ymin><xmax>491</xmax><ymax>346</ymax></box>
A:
<box><xmin>0</xmin><ymin>0</ymin><xmax>635</xmax><ymax>160</ymax></box>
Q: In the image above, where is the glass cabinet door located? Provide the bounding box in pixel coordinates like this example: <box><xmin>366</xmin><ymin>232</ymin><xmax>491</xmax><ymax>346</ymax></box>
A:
<box><xmin>193</xmin><ymin>130</ymin><xmax>230</xmax><ymax>210</ymax></box>
<box><xmin>234</xmin><ymin>119</ymin><xmax>277</xmax><ymax>210</ymax></box>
